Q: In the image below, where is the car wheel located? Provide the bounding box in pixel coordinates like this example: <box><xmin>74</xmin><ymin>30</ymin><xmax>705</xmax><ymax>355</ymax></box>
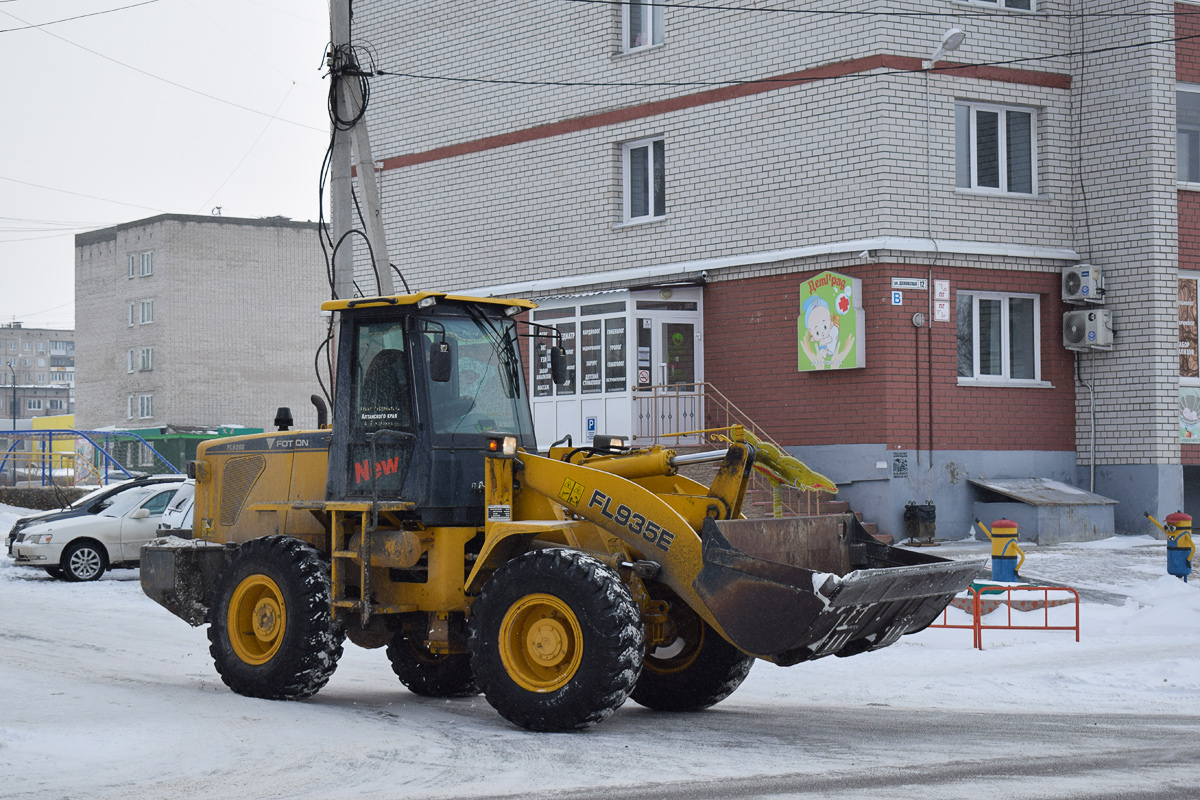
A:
<box><xmin>44</xmin><ymin>566</ymin><xmax>63</xmax><ymax>579</ymax></box>
<box><xmin>60</xmin><ymin>540</ymin><xmax>108</xmax><ymax>582</ymax></box>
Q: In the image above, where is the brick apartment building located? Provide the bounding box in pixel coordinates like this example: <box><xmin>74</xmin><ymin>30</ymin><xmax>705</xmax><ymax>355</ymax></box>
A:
<box><xmin>74</xmin><ymin>214</ymin><xmax>328</xmax><ymax>432</ymax></box>
<box><xmin>334</xmin><ymin>1</ymin><xmax>1200</xmax><ymax>538</ymax></box>
<box><xmin>1</xmin><ymin>322</ymin><xmax>74</xmax><ymax>420</ymax></box>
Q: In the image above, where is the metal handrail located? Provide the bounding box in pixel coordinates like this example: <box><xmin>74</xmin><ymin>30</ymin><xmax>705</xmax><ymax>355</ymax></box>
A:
<box><xmin>631</xmin><ymin>382</ymin><xmax>831</xmax><ymax>517</ymax></box>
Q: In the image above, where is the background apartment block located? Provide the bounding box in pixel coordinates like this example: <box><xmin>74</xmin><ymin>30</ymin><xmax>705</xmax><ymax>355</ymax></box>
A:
<box><xmin>75</xmin><ymin>214</ymin><xmax>328</xmax><ymax>432</ymax></box>
<box><xmin>1</xmin><ymin>322</ymin><xmax>74</xmax><ymax>420</ymax></box>
<box><xmin>337</xmin><ymin>0</ymin><xmax>1200</xmax><ymax>538</ymax></box>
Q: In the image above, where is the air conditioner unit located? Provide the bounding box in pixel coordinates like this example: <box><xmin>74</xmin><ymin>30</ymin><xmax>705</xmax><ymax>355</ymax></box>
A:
<box><xmin>1063</xmin><ymin>309</ymin><xmax>1113</xmax><ymax>351</ymax></box>
<box><xmin>1062</xmin><ymin>264</ymin><xmax>1104</xmax><ymax>304</ymax></box>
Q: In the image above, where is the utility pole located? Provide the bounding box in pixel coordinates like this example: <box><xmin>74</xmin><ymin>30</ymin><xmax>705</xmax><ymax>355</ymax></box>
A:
<box><xmin>328</xmin><ymin>0</ymin><xmax>392</xmax><ymax>299</ymax></box>
<box><xmin>9</xmin><ymin>365</ymin><xmax>16</xmax><ymax>435</ymax></box>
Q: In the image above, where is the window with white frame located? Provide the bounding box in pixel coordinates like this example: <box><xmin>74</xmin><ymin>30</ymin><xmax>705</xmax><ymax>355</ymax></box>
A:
<box><xmin>36</xmin><ymin>374</ymin><xmax>44</xmax><ymax>383</ymax></box>
<box><xmin>140</xmin><ymin>300</ymin><xmax>154</xmax><ymax>324</ymax></box>
<box><xmin>955</xmin><ymin>102</ymin><xmax>1036</xmax><ymax>195</ymax></box>
<box><xmin>127</xmin><ymin>396</ymin><xmax>135</xmax><ymax>420</ymax></box>
<box><xmin>622</xmin><ymin>137</ymin><xmax>666</xmax><ymax>223</ymax></box>
<box><xmin>139</xmin><ymin>394</ymin><xmax>153</xmax><ymax>419</ymax></box>
<box><xmin>48</xmin><ymin>399</ymin><xmax>64</xmax><ymax>411</ymax></box>
<box><xmin>1179</xmin><ymin>85</ymin><xmax>1200</xmax><ymax>184</ymax></box>
<box><xmin>958</xmin><ymin>0</ymin><xmax>1031</xmax><ymax>11</ymax></box>
<box><xmin>127</xmin><ymin>350</ymin><xmax>135</xmax><ymax>373</ymax></box>
<box><xmin>140</xmin><ymin>347</ymin><xmax>153</xmax><ymax>372</ymax></box>
<box><xmin>624</xmin><ymin>0</ymin><xmax>663</xmax><ymax>51</ymax></box>
<box><xmin>129</xmin><ymin>303</ymin><xmax>136</xmax><ymax>326</ymax></box>
<box><xmin>140</xmin><ymin>251</ymin><xmax>153</xmax><ymax>276</ymax></box>
<box><xmin>37</xmin><ymin>342</ymin><xmax>44</xmax><ymax>352</ymax></box>
<box><xmin>128</xmin><ymin>254</ymin><xmax>137</xmax><ymax>279</ymax></box>
<box><xmin>957</xmin><ymin>292</ymin><xmax>1041</xmax><ymax>383</ymax></box>
<box><xmin>27</xmin><ymin>399</ymin><xmax>41</xmax><ymax>411</ymax></box>
<box><xmin>22</xmin><ymin>342</ymin><xmax>29</xmax><ymax>351</ymax></box>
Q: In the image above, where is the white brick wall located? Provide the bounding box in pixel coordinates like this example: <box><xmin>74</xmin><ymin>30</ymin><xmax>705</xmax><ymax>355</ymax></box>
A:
<box><xmin>75</xmin><ymin>216</ymin><xmax>329</xmax><ymax>431</ymax></box>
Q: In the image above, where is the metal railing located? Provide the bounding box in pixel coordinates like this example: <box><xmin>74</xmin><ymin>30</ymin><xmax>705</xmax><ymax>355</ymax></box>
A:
<box><xmin>927</xmin><ymin>584</ymin><xmax>1081</xmax><ymax>650</ymax></box>
<box><xmin>631</xmin><ymin>382</ymin><xmax>831</xmax><ymax>517</ymax></box>
<box><xmin>0</xmin><ymin>429</ymin><xmax>180</xmax><ymax>487</ymax></box>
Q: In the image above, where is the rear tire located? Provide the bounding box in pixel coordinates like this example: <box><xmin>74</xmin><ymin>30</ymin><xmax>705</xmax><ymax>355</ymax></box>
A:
<box><xmin>386</xmin><ymin>633</ymin><xmax>479</xmax><ymax>698</ymax></box>
<box><xmin>469</xmin><ymin>549</ymin><xmax>642</xmax><ymax>732</ymax></box>
<box><xmin>631</xmin><ymin>587</ymin><xmax>754</xmax><ymax>712</ymax></box>
<box><xmin>44</xmin><ymin>566</ymin><xmax>63</xmax><ymax>579</ymax></box>
<box><xmin>207</xmin><ymin>536</ymin><xmax>344</xmax><ymax>700</ymax></box>
<box><xmin>60</xmin><ymin>540</ymin><xmax>107</xmax><ymax>582</ymax></box>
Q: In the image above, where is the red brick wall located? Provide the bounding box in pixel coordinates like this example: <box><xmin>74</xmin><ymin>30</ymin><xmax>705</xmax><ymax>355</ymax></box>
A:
<box><xmin>704</xmin><ymin>266</ymin><xmax>1076</xmax><ymax>451</ymax></box>
<box><xmin>1179</xmin><ymin>3</ymin><xmax>1200</xmax><ymax>84</ymax></box>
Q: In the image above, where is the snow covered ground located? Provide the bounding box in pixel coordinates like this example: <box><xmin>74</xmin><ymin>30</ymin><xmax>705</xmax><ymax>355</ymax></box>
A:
<box><xmin>2</xmin><ymin>502</ymin><xmax>1198</xmax><ymax>799</ymax></box>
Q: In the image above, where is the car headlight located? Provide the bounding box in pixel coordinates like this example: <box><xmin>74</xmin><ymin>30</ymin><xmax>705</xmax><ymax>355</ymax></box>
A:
<box><xmin>26</xmin><ymin>533</ymin><xmax>53</xmax><ymax>545</ymax></box>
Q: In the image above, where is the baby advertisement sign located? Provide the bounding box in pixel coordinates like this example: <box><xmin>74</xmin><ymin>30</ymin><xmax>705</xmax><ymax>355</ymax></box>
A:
<box><xmin>797</xmin><ymin>270</ymin><xmax>865</xmax><ymax>371</ymax></box>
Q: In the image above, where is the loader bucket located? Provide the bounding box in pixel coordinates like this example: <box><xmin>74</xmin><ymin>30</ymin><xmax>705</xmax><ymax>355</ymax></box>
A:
<box><xmin>692</xmin><ymin>515</ymin><xmax>984</xmax><ymax>664</ymax></box>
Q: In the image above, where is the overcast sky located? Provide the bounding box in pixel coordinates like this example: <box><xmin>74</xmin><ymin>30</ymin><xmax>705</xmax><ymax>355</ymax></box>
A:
<box><xmin>0</xmin><ymin>0</ymin><xmax>331</xmax><ymax>331</ymax></box>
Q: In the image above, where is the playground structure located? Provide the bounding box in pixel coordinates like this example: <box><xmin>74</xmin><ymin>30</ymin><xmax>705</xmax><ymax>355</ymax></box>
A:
<box><xmin>0</xmin><ymin>429</ymin><xmax>181</xmax><ymax>488</ymax></box>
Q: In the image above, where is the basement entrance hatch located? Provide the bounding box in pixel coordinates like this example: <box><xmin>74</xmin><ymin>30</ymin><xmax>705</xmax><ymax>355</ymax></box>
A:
<box><xmin>968</xmin><ymin>477</ymin><xmax>1117</xmax><ymax>506</ymax></box>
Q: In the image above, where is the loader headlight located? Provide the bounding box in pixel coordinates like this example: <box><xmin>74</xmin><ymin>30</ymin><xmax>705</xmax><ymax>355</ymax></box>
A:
<box><xmin>417</xmin><ymin>296</ymin><xmax>438</xmax><ymax>308</ymax></box>
<box><xmin>486</xmin><ymin>434</ymin><xmax>518</xmax><ymax>457</ymax></box>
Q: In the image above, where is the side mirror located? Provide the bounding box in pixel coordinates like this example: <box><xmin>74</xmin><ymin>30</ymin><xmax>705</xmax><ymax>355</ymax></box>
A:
<box><xmin>429</xmin><ymin>340</ymin><xmax>452</xmax><ymax>382</ymax></box>
<box><xmin>130</xmin><ymin>508</ymin><xmax>150</xmax><ymax>520</ymax></box>
<box><xmin>550</xmin><ymin>345</ymin><xmax>568</xmax><ymax>386</ymax></box>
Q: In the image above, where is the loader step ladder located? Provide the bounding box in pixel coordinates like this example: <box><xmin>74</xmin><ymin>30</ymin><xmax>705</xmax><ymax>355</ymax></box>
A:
<box><xmin>316</xmin><ymin>501</ymin><xmax>416</xmax><ymax>625</ymax></box>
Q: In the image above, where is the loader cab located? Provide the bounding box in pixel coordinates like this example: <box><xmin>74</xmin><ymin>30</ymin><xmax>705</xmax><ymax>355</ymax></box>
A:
<box><xmin>324</xmin><ymin>294</ymin><xmax>538</xmax><ymax>526</ymax></box>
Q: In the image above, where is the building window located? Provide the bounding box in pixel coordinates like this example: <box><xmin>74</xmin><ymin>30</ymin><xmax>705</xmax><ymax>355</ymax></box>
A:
<box><xmin>1179</xmin><ymin>86</ymin><xmax>1200</xmax><ymax>184</ymax></box>
<box><xmin>140</xmin><ymin>347</ymin><xmax>153</xmax><ymax>372</ymax></box>
<box><xmin>127</xmin><ymin>350</ymin><xmax>135</xmax><ymax>373</ymax></box>
<box><xmin>7</xmin><ymin>342</ymin><xmax>13</xmax><ymax>350</ymax></box>
<box><xmin>622</xmin><ymin>136</ymin><xmax>666</xmax><ymax>222</ymax></box>
<box><xmin>624</xmin><ymin>0</ymin><xmax>664</xmax><ymax>51</ymax></box>
<box><xmin>140</xmin><ymin>251</ymin><xmax>153</xmax><ymax>276</ymax></box>
<box><xmin>36</xmin><ymin>358</ymin><xmax>45</xmax><ymax>367</ymax></box>
<box><xmin>129</xmin><ymin>303</ymin><xmax>136</xmax><ymax>327</ymax></box>
<box><xmin>48</xmin><ymin>399</ymin><xmax>64</xmax><ymax>411</ymax></box>
<box><xmin>957</xmin><ymin>292</ymin><xmax>1041</xmax><ymax>383</ymax></box>
<box><xmin>22</xmin><ymin>358</ymin><xmax>30</xmax><ymax>367</ymax></box>
<box><xmin>128</xmin><ymin>254</ymin><xmax>137</xmax><ymax>279</ymax></box>
<box><xmin>37</xmin><ymin>342</ymin><xmax>44</xmax><ymax>352</ymax></box>
<box><xmin>22</xmin><ymin>342</ymin><xmax>29</xmax><ymax>351</ymax></box>
<box><xmin>139</xmin><ymin>394</ymin><xmax>154</xmax><ymax>419</ymax></box>
<box><xmin>956</xmin><ymin>102</ymin><xmax>1036</xmax><ymax>195</ymax></box>
<box><xmin>27</xmin><ymin>399</ymin><xmax>42</xmax><ymax>411</ymax></box>
<box><xmin>140</xmin><ymin>300</ymin><xmax>154</xmax><ymax>324</ymax></box>
<box><xmin>36</xmin><ymin>374</ymin><xmax>44</xmax><ymax>383</ymax></box>
<box><xmin>127</xmin><ymin>396</ymin><xmax>134</xmax><ymax>420</ymax></box>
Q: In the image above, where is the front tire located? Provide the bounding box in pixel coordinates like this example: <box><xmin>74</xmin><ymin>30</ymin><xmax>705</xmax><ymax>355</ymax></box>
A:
<box><xmin>630</xmin><ymin>586</ymin><xmax>754</xmax><ymax>711</ymax></box>
<box><xmin>469</xmin><ymin>549</ymin><xmax>643</xmax><ymax>732</ymax></box>
<box><xmin>207</xmin><ymin>536</ymin><xmax>344</xmax><ymax>700</ymax></box>
<box><xmin>60</xmin><ymin>540</ymin><xmax>107</xmax><ymax>582</ymax></box>
<box><xmin>387</xmin><ymin>633</ymin><xmax>479</xmax><ymax>698</ymax></box>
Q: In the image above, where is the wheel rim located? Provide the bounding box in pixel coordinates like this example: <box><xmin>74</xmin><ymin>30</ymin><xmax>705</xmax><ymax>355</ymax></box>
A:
<box><xmin>68</xmin><ymin>547</ymin><xmax>102</xmax><ymax>580</ymax></box>
<box><xmin>498</xmin><ymin>593</ymin><xmax>583</xmax><ymax>692</ymax></box>
<box><xmin>227</xmin><ymin>574</ymin><xmax>287</xmax><ymax>665</ymax></box>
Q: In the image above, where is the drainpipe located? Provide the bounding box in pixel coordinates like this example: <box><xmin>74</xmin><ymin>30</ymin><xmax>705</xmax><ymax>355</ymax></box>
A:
<box><xmin>1076</xmin><ymin>352</ymin><xmax>1096</xmax><ymax>492</ymax></box>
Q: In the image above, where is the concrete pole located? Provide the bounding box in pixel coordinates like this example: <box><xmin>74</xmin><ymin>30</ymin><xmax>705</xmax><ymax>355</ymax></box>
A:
<box><xmin>329</xmin><ymin>0</ymin><xmax>355</xmax><ymax>302</ymax></box>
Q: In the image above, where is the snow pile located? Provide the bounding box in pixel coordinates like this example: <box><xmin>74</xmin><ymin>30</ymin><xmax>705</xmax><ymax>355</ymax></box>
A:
<box><xmin>1</xmin><ymin>505</ymin><xmax>1197</xmax><ymax>799</ymax></box>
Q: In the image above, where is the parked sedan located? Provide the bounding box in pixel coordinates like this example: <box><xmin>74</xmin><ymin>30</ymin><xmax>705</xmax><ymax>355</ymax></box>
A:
<box><xmin>10</xmin><ymin>484</ymin><xmax>181</xmax><ymax>581</ymax></box>
<box><xmin>6</xmin><ymin>476</ymin><xmax>185</xmax><ymax>556</ymax></box>
<box><xmin>158</xmin><ymin>479</ymin><xmax>195</xmax><ymax>533</ymax></box>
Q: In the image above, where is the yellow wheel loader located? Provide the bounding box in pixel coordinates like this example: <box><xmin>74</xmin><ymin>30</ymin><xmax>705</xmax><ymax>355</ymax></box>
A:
<box><xmin>142</xmin><ymin>292</ymin><xmax>982</xmax><ymax>732</ymax></box>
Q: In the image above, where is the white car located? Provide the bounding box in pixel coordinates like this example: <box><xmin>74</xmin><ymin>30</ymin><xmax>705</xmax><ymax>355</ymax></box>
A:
<box><xmin>158</xmin><ymin>479</ymin><xmax>195</xmax><ymax>533</ymax></box>
<box><xmin>10</xmin><ymin>484</ymin><xmax>180</xmax><ymax>581</ymax></box>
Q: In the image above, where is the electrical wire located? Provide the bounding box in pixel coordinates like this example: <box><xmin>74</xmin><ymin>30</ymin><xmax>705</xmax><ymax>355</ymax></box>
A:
<box><xmin>374</xmin><ymin>30</ymin><xmax>1194</xmax><ymax>89</ymax></box>
<box><xmin>0</xmin><ymin>175</ymin><xmax>167</xmax><ymax>213</ymax></box>
<box><xmin>2</xmin><ymin>7</ymin><xmax>325</xmax><ymax>132</ymax></box>
<box><xmin>559</xmin><ymin>0</ymin><xmax>1200</xmax><ymax>20</ymax></box>
<box><xmin>0</xmin><ymin>0</ymin><xmax>160</xmax><ymax>34</ymax></box>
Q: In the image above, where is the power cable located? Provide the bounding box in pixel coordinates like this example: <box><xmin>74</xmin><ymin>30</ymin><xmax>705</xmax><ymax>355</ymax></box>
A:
<box><xmin>0</xmin><ymin>0</ymin><xmax>160</xmax><ymax>34</ymax></box>
<box><xmin>0</xmin><ymin>7</ymin><xmax>326</xmax><ymax>132</ymax></box>
<box><xmin>372</xmin><ymin>31</ymin><xmax>1191</xmax><ymax>89</ymax></box>
<box><xmin>0</xmin><ymin>175</ymin><xmax>167</xmax><ymax>213</ymax></box>
<box><xmin>559</xmin><ymin>0</ymin><xmax>1200</xmax><ymax>19</ymax></box>
<box><xmin>197</xmin><ymin>82</ymin><xmax>298</xmax><ymax>212</ymax></box>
